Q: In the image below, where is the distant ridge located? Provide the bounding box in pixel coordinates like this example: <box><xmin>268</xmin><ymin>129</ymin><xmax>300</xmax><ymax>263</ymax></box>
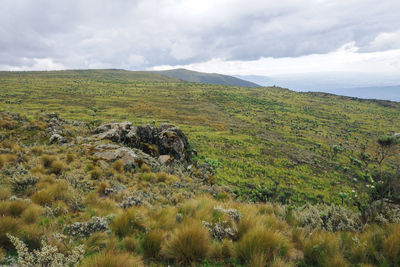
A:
<box><xmin>153</xmin><ymin>68</ymin><xmax>260</xmax><ymax>87</ymax></box>
<box><xmin>321</xmin><ymin>85</ymin><xmax>400</xmax><ymax>102</ymax></box>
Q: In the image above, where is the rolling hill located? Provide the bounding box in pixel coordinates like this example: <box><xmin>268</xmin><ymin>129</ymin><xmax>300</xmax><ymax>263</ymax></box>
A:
<box><xmin>153</xmin><ymin>68</ymin><xmax>260</xmax><ymax>87</ymax></box>
<box><xmin>0</xmin><ymin>69</ymin><xmax>399</xmax><ymax>205</ymax></box>
<box><xmin>0</xmin><ymin>69</ymin><xmax>400</xmax><ymax>266</ymax></box>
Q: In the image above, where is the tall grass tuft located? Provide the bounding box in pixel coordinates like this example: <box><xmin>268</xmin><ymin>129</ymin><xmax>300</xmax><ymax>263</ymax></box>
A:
<box><xmin>235</xmin><ymin>226</ymin><xmax>291</xmax><ymax>265</ymax></box>
<box><xmin>81</xmin><ymin>250</ymin><xmax>143</xmax><ymax>267</ymax></box>
<box><xmin>141</xmin><ymin>230</ymin><xmax>164</xmax><ymax>259</ymax></box>
<box><xmin>111</xmin><ymin>207</ymin><xmax>147</xmax><ymax>238</ymax></box>
<box><xmin>162</xmin><ymin>220</ymin><xmax>210</xmax><ymax>264</ymax></box>
<box><xmin>383</xmin><ymin>224</ymin><xmax>400</xmax><ymax>266</ymax></box>
<box><xmin>303</xmin><ymin>231</ymin><xmax>348</xmax><ymax>267</ymax></box>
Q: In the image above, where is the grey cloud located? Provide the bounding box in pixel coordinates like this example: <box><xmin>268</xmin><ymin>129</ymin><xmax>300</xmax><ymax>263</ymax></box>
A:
<box><xmin>1</xmin><ymin>0</ymin><xmax>399</xmax><ymax>70</ymax></box>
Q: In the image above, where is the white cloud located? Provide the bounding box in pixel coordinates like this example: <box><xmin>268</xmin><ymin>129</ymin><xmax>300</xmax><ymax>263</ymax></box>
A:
<box><xmin>0</xmin><ymin>0</ymin><xmax>400</xmax><ymax>73</ymax></box>
<box><xmin>152</xmin><ymin>43</ymin><xmax>400</xmax><ymax>76</ymax></box>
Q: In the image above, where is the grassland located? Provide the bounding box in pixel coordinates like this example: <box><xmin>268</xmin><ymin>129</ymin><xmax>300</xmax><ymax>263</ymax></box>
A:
<box><xmin>0</xmin><ymin>69</ymin><xmax>399</xmax><ymax>206</ymax></box>
<box><xmin>0</xmin><ymin>70</ymin><xmax>400</xmax><ymax>266</ymax></box>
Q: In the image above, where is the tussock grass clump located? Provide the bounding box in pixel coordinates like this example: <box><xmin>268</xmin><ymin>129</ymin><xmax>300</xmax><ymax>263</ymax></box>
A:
<box><xmin>0</xmin><ymin>187</ymin><xmax>11</xmax><ymax>201</ymax></box>
<box><xmin>21</xmin><ymin>204</ymin><xmax>44</xmax><ymax>224</ymax></box>
<box><xmin>91</xmin><ymin>167</ymin><xmax>103</xmax><ymax>180</ymax></box>
<box><xmin>81</xmin><ymin>250</ymin><xmax>143</xmax><ymax>267</ymax></box>
<box><xmin>0</xmin><ymin>154</ymin><xmax>17</xmax><ymax>166</ymax></box>
<box><xmin>0</xmin><ymin>247</ymin><xmax>4</xmax><ymax>261</ymax></box>
<box><xmin>30</xmin><ymin>146</ymin><xmax>43</xmax><ymax>155</ymax></box>
<box><xmin>123</xmin><ymin>235</ymin><xmax>137</xmax><ymax>253</ymax></box>
<box><xmin>303</xmin><ymin>231</ymin><xmax>348</xmax><ymax>267</ymax></box>
<box><xmin>31</xmin><ymin>181</ymin><xmax>74</xmax><ymax>206</ymax></box>
<box><xmin>235</xmin><ymin>226</ymin><xmax>291</xmax><ymax>265</ymax></box>
<box><xmin>97</xmin><ymin>182</ymin><xmax>110</xmax><ymax>196</ymax></box>
<box><xmin>0</xmin><ymin>216</ymin><xmax>20</xmax><ymax>250</ymax></box>
<box><xmin>383</xmin><ymin>224</ymin><xmax>400</xmax><ymax>266</ymax></box>
<box><xmin>111</xmin><ymin>207</ymin><xmax>147</xmax><ymax>238</ymax></box>
<box><xmin>66</xmin><ymin>152</ymin><xmax>75</xmax><ymax>163</ymax></box>
<box><xmin>85</xmin><ymin>232</ymin><xmax>109</xmax><ymax>254</ymax></box>
<box><xmin>112</xmin><ymin>159</ymin><xmax>124</xmax><ymax>173</ymax></box>
<box><xmin>141</xmin><ymin>230</ymin><xmax>164</xmax><ymax>259</ymax></box>
<box><xmin>49</xmin><ymin>160</ymin><xmax>65</xmax><ymax>175</ymax></box>
<box><xmin>162</xmin><ymin>221</ymin><xmax>210</xmax><ymax>264</ymax></box>
<box><xmin>210</xmin><ymin>239</ymin><xmax>233</xmax><ymax>261</ymax></box>
<box><xmin>270</xmin><ymin>257</ymin><xmax>295</xmax><ymax>267</ymax></box>
<box><xmin>140</xmin><ymin>163</ymin><xmax>151</xmax><ymax>173</ymax></box>
<box><xmin>20</xmin><ymin>224</ymin><xmax>42</xmax><ymax>250</ymax></box>
<box><xmin>40</xmin><ymin>154</ymin><xmax>57</xmax><ymax>168</ymax></box>
<box><xmin>0</xmin><ymin>200</ymin><xmax>29</xmax><ymax>217</ymax></box>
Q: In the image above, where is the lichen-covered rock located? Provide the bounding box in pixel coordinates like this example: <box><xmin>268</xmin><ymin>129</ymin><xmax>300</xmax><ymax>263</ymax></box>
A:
<box><xmin>214</xmin><ymin>206</ymin><xmax>242</xmax><ymax>222</ymax></box>
<box><xmin>202</xmin><ymin>221</ymin><xmax>238</xmax><ymax>240</ymax></box>
<box><xmin>49</xmin><ymin>133</ymin><xmax>67</xmax><ymax>144</ymax></box>
<box><xmin>68</xmin><ymin>217</ymin><xmax>109</xmax><ymax>236</ymax></box>
<box><xmin>119</xmin><ymin>191</ymin><xmax>153</xmax><ymax>208</ymax></box>
<box><xmin>93</xmin><ymin>122</ymin><xmax>192</xmax><ymax>162</ymax></box>
<box><xmin>93</xmin><ymin>146</ymin><xmax>161</xmax><ymax>171</ymax></box>
<box><xmin>158</xmin><ymin>154</ymin><xmax>172</xmax><ymax>165</ymax></box>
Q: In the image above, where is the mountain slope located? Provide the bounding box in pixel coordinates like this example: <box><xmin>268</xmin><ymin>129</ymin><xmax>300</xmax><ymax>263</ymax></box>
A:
<box><xmin>153</xmin><ymin>68</ymin><xmax>260</xmax><ymax>87</ymax></box>
<box><xmin>0</xmin><ymin>69</ymin><xmax>399</xmax><ymax>205</ymax></box>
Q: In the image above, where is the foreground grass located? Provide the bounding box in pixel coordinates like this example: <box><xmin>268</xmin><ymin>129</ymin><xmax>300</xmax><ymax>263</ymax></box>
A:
<box><xmin>0</xmin><ymin>112</ymin><xmax>399</xmax><ymax>266</ymax></box>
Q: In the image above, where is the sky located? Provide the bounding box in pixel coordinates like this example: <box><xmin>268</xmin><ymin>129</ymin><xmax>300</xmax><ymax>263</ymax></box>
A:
<box><xmin>1</xmin><ymin>0</ymin><xmax>400</xmax><ymax>77</ymax></box>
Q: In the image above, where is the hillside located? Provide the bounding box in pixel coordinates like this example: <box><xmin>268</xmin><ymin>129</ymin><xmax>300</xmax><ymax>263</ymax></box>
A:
<box><xmin>0</xmin><ymin>111</ymin><xmax>399</xmax><ymax>267</ymax></box>
<box><xmin>0</xmin><ymin>69</ymin><xmax>399</xmax><ymax>205</ymax></box>
<box><xmin>153</xmin><ymin>68</ymin><xmax>260</xmax><ymax>87</ymax></box>
<box><xmin>0</xmin><ymin>69</ymin><xmax>400</xmax><ymax>266</ymax></box>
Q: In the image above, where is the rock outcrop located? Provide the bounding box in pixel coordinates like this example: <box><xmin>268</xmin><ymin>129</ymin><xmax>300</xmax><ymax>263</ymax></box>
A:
<box><xmin>93</xmin><ymin>144</ymin><xmax>161</xmax><ymax>171</ymax></box>
<box><xmin>93</xmin><ymin>122</ymin><xmax>193</xmax><ymax>163</ymax></box>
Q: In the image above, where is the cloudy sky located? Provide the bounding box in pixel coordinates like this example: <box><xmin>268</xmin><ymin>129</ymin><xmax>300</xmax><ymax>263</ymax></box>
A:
<box><xmin>1</xmin><ymin>0</ymin><xmax>400</xmax><ymax>76</ymax></box>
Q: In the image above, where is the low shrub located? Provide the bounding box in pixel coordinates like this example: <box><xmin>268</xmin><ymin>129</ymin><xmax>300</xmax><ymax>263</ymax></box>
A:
<box><xmin>10</xmin><ymin>173</ymin><xmax>39</xmax><ymax>192</ymax></box>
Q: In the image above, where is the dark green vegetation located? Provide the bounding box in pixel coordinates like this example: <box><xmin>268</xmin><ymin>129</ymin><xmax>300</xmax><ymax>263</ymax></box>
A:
<box><xmin>0</xmin><ymin>69</ymin><xmax>399</xmax><ymax>207</ymax></box>
<box><xmin>153</xmin><ymin>68</ymin><xmax>260</xmax><ymax>87</ymax></box>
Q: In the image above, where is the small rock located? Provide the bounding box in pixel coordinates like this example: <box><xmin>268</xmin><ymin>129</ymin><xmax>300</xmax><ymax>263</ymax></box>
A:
<box><xmin>158</xmin><ymin>155</ymin><xmax>171</xmax><ymax>164</ymax></box>
<box><xmin>49</xmin><ymin>133</ymin><xmax>67</xmax><ymax>144</ymax></box>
